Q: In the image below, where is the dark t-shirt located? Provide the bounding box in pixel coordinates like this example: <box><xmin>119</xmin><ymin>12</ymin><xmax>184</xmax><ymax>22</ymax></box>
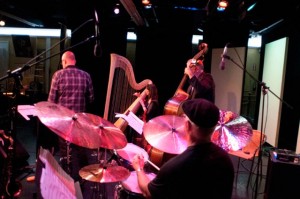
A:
<box><xmin>148</xmin><ymin>143</ymin><xmax>234</xmax><ymax>199</ymax></box>
<box><xmin>146</xmin><ymin>100</ymin><xmax>160</xmax><ymax>121</ymax></box>
<box><xmin>188</xmin><ymin>72</ymin><xmax>215</xmax><ymax>103</ymax></box>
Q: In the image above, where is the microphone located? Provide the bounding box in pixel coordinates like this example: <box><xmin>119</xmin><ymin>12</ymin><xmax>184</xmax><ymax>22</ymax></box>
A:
<box><xmin>94</xmin><ymin>10</ymin><xmax>102</xmax><ymax>57</ymax></box>
<box><xmin>219</xmin><ymin>43</ymin><xmax>229</xmax><ymax>70</ymax></box>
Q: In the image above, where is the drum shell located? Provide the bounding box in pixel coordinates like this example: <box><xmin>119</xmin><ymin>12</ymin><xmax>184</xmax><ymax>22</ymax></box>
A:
<box><xmin>114</xmin><ymin>184</ymin><xmax>145</xmax><ymax>199</ymax></box>
<box><xmin>114</xmin><ymin>171</ymin><xmax>156</xmax><ymax>199</ymax></box>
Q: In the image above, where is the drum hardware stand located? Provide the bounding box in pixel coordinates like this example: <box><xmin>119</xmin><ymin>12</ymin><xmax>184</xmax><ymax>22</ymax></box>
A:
<box><xmin>87</xmin><ymin>147</ymin><xmax>107</xmax><ymax>199</ymax></box>
<box><xmin>222</xmin><ymin>52</ymin><xmax>293</xmax><ymax>199</ymax></box>
<box><xmin>89</xmin><ymin>183</ymin><xmax>107</xmax><ymax>199</ymax></box>
<box><xmin>106</xmin><ymin>149</ymin><xmax>123</xmax><ymax>166</ymax></box>
<box><xmin>59</xmin><ymin>141</ymin><xmax>72</xmax><ymax>175</ymax></box>
<box><xmin>88</xmin><ymin>148</ymin><xmax>122</xmax><ymax>199</ymax></box>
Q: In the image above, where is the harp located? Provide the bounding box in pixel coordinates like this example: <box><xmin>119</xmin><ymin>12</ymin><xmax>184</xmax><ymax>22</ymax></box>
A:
<box><xmin>103</xmin><ymin>53</ymin><xmax>151</xmax><ymax>134</ymax></box>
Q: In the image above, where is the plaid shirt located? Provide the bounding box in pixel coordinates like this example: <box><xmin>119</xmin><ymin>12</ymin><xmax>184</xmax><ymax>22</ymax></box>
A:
<box><xmin>48</xmin><ymin>65</ymin><xmax>94</xmax><ymax>113</ymax></box>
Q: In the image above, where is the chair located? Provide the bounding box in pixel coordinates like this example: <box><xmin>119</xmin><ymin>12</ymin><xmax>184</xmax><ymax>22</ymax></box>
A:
<box><xmin>228</xmin><ymin>129</ymin><xmax>266</xmax><ymax>188</ymax></box>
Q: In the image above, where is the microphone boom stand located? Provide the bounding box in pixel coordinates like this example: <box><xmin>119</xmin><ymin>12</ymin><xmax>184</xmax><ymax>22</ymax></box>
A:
<box><xmin>222</xmin><ymin>54</ymin><xmax>293</xmax><ymax>199</ymax></box>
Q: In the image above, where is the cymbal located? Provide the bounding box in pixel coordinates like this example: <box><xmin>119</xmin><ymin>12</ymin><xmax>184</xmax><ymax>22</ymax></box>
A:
<box><xmin>35</xmin><ymin>101</ymin><xmax>127</xmax><ymax>149</ymax></box>
<box><xmin>115</xmin><ymin>143</ymin><xmax>149</xmax><ymax>164</ymax></box>
<box><xmin>143</xmin><ymin>115</ymin><xmax>187</xmax><ymax>154</ymax></box>
<box><xmin>211</xmin><ymin>110</ymin><xmax>253</xmax><ymax>151</ymax></box>
<box><xmin>79</xmin><ymin>164</ymin><xmax>130</xmax><ymax>183</ymax></box>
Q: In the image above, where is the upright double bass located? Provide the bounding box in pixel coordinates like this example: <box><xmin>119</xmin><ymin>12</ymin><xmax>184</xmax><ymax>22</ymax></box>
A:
<box><xmin>146</xmin><ymin>43</ymin><xmax>209</xmax><ymax>168</ymax></box>
<box><xmin>164</xmin><ymin>43</ymin><xmax>209</xmax><ymax>115</ymax></box>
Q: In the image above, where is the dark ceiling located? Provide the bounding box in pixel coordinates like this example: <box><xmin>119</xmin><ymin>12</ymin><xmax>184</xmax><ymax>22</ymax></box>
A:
<box><xmin>0</xmin><ymin>0</ymin><xmax>300</xmax><ymax>35</ymax></box>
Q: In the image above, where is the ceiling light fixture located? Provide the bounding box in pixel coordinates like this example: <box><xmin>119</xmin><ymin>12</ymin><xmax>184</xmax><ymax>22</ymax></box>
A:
<box><xmin>0</xmin><ymin>27</ymin><xmax>71</xmax><ymax>37</ymax></box>
<box><xmin>0</xmin><ymin>15</ymin><xmax>5</xmax><ymax>26</ymax></box>
<box><xmin>247</xmin><ymin>2</ymin><xmax>257</xmax><ymax>11</ymax></box>
<box><xmin>114</xmin><ymin>4</ymin><xmax>120</xmax><ymax>15</ymax></box>
<box><xmin>142</xmin><ymin>0</ymin><xmax>150</xmax><ymax>5</ymax></box>
<box><xmin>0</xmin><ymin>19</ymin><xmax>5</xmax><ymax>26</ymax></box>
<box><xmin>142</xmin><ymin>0</ymin><xmax>152</xmax><ymax>9</ymax></box>
<box><xmin>217</xmin><ymin>0</ymin><xmax>228</xmax><ymax>11</ymax></box>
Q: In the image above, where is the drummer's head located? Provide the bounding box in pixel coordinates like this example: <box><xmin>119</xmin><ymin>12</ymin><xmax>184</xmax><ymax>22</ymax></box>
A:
<box><xmin>181</xmin><ymin>99</ymin><xmax>219</xmax><ymax>141</ymax></box>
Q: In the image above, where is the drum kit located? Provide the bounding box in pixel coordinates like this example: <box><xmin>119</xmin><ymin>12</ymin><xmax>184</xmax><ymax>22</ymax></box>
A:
<box><xmin>34</xmin><ymin>101</ymin><xmax>253</xmax><ymax>198</ymax></box>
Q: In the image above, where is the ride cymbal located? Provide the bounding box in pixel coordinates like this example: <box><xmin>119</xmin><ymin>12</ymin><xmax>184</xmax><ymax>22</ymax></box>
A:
<box><xmin>35</xmin><ymin>101</ymin><xmax>127</xmax><ymax>149</ymax></box>
<box><xmin>143</xmin><ymin>115</ymin><xmax>187</xmax><ymax>154</ymax></box>
<box><xmin>211</xmin><ymin>110</ymin><xmax>253</xmax><ymax>151</ymax></box>
<box><xmin>79</xmin><ymin>164</ymin><xmax>130</xmax><ymax>183</ymax></box>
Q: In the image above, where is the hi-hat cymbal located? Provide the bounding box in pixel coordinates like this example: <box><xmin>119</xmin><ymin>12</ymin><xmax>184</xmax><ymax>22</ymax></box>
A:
<box><xmin>35</xmin><ymin>101</ymin><xmax>127</xmax><ymax>149</ymax></box>
<box><xmin>211</xmin><ymin>110</ymin><xmax>253</xmax><ymax>151</ymax></box>
<box><xmin>79</xmin><ymin>164</ymin><xmax>130</xmax><ymax>183</ymax></box>
<box><xmin>143</xmin><ymin>115</ymin><xmax>187</xmax><ymax>154</ymax></box>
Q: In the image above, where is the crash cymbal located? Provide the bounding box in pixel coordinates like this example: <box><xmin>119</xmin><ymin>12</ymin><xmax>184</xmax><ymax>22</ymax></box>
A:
<box><xmin>35</xmin><ymin>101</ymin><xmax>75</xmax><ymax>118</ymax></box>
<box><xmin>35</xmin><ymin>101</ymin><xmax>127</xmax><ymax>149</ymax></box>
<box><xmin>143</xmin><ymin>115</ymin><xmax>187</xmax><ymax>154</ymax></box>
<box><xmin>211</xmin><ymin>110</ymin><xmax>253</xmax><ymax>151</ymax></box>
<box><xmin>79</xmin><ymin>164</ymin><xmax>130</xmax><ymax>183</ymax></box>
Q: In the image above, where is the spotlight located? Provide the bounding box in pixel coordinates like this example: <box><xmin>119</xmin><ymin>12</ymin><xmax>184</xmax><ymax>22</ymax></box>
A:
<box><xmin>0</xmin><ymin>17</ymin><xmax>5</xmax><ymax>26</ymax></box>
<box><xmin>0</xmin><ymin>20</ymin><xmax>5</xmax><ymax>26</ymax></box>
<box><xmin>142</xmin><ymin>0</ymin><xmax>152</xmax><ymax>8</ymax></box>
<box><xmin>142</xmin><ymin>0</ymin><xmax>150</xmax><ymax>5</ymax></box>
<box><xmin>114</xmin><ymin>3</ymin><xmax>120</xmax><ymax>15</ymax></box>
<box><xmin>217</xmin><ymin>0</ymin><xmax>228</xmax><ymax>11</ymax></box>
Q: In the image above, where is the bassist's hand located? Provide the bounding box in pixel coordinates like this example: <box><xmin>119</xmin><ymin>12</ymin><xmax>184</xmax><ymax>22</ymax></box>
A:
<box><xmin>184</xmin><ymin>65</ymin><xmax>193</xmax><ymax>79</ymax></box>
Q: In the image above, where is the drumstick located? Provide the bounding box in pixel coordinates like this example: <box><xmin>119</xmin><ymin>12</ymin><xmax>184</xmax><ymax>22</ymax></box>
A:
<box><xmin>146</xmin><ymin>159</ymin><xmax>160</xmax><ymax>171</ymax></box>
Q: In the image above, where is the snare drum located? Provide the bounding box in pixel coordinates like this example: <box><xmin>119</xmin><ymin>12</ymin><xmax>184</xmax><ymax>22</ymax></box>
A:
<box><xmin>115</xmin><ymin>143</ymin><xmax>149</xmax><ymax>171</ymax></box>
<box><xmin>114</xmin><ymin>171</ymin><xmax>156</xmax><ymax>199</ymax></box>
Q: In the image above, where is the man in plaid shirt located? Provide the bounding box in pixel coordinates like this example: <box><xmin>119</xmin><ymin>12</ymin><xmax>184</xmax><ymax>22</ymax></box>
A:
<box><xmin>48</xmin><ymin>51</ymin><xmax>94</xmax><ymax>112</ymax></box>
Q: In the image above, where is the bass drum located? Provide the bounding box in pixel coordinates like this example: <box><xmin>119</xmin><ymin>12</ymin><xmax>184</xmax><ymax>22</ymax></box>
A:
<box><xmin>114</xmin><ymin>171</ymin><xmax>156</xmax><ymax>199</ymax></box>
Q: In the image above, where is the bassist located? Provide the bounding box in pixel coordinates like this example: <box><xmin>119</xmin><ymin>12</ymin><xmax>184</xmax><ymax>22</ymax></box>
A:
<box><xmin>164</xmin><ymin>42</ymin><xmax>215</xmax><ymax>116</ymax></box>
<box><xmin>184</xmin><ymin>58</ymin><xmax>215</xmax><ymax>103</ymax></box>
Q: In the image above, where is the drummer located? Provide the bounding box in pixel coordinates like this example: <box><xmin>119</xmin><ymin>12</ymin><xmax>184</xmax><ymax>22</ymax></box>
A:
<box><xmin>132</xmin><ymin>98</ymin><xmax>234</xmax><ymax>199</ymax></box>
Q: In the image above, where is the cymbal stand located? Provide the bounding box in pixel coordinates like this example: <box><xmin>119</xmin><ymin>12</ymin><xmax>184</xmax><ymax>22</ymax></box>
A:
<box><xmin>92</xmin><ymin>147</ymin><xmax>106</xmax><ymax>199</ymax></box>
<box><xmin>66</xmin><ymin>141</ymin><xmax>71</xmax><ymax>173</ymax></box>
<box><xmin>59</xmin><ymin>141</ymin><xmax>71</xmax><ymax>175</ymax></box>
<box><xmin>106</xmin><ymin>149</ymin><xmax>122</xmax><ymax>166</ymax></box>
<box><xmin>89</xmin><ymin>148</ymin><xmax>115</xmax><ymax>199</ymax></box>
<box><xmin>97</xmin><ymin>148</ymin><xmax>106</xmax><ymax>164</ymax></box>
